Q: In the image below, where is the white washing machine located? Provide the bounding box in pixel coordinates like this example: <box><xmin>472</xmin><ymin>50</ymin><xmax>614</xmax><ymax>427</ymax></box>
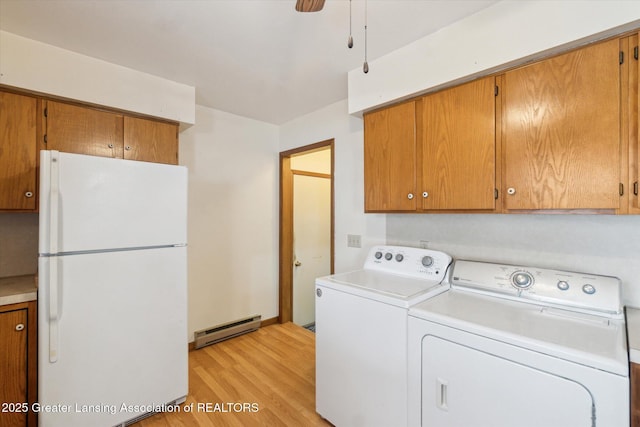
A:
<box><xmin>315</xmin><ymin>245</ymin><xmax>452</xmax><ymax>427</ymax></box>
<box><xmin>408</xmin><ymin>259</ymin><xmax>629</xmax><ymax>427</ymax></box>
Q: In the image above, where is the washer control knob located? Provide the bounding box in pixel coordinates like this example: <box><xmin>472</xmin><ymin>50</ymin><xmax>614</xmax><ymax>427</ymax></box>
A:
<box><xmin>512</xmin><ymin>272</ymin><xmax>533</xmax><ymax>289</ymax></box>
<box><xmin>582</xmin><ymin>284</ymin><xmax>596</xmax><ymax>295</ymax></box>
<box><xmin>375</xmin><ymin>251</ymin><xmax>383</xmax><ymax>260</ymax></box>
<box><xmin>395</xmin><ymin>254</ymin><xmax>404</xmax><ymax>262</ymax></box>
<box><xmin>421</xmin><ymin>256</ymin><xmax>434</xmax><ymax>267</ymax></box>
<box><xmin>557</xmin><ymin>280</ymin><xmax>570</xmax><ymax>291</ymax></box>
<box><xmin>385</xmin><ymin>252</ymin><xmax>393</xmax><ymax>261</ymax></box>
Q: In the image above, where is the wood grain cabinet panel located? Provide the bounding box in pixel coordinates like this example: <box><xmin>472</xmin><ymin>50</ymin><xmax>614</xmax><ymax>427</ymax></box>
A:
<box><xmin>629</xmin><ymin>33</ymin><xmax>640</xmax><ymax>213</ymax></box>
<box><xmin>46</xmin><ymin>101</ymin><xmax>124</xmax><ymax>159</ymax></box>
<box><xmin>503</xmin><ymin>38</ymin><xmax>621</xmax><ymax>210</ymax></box>
<box><xmin>124</xmin><ymin>116</ymin><xmax>178</xmax><ymax>165</ymax></box>
<box><xmin>421</xmin><ymin>76</ymin><xmax>496</xmax><ymax>210</ymax></box>
<box><xmin>364</xmin><ymin>101</ymin><xmax>417</xmax><ymax>212</ymax></box>
<box><xmin>0</xmin><ymin>301</ymin><xmax>37</xmax><ymax>426</ymax></box>
<box><xmin>0</xmin><ymin>92</ymin><xmax>38</xmax><ymax>210</ymax></box>
<box><xmin>632</xmin><ymin>362</ymin><xmax>640</xmax><ymax>427</ymax></box>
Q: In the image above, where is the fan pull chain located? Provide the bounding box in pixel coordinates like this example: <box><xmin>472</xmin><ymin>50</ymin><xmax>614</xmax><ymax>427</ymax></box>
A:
<box><xmin>363</xmin><ymin>0</ymin><xmax>369</xmax><ymax>73</ymax></box>
<box><xmin>348</xmin><ymin>0</ymin><xmax>353</xmax><ymax>48</ymax></box>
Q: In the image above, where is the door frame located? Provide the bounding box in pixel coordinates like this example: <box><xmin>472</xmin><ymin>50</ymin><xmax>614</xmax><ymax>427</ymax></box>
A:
<box><xmin>279</xmin><ymin>139</ymin><xmax>335</xmax><ymax>323</ymax></box>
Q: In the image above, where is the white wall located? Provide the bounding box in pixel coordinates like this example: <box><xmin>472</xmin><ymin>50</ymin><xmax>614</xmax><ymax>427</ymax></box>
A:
<box><xmin>348</xmin><ymin>0</ymin><xmax>640</xmax><ymax>114</ymax></box>
<box><xmin>280</xmin><ymin>99</ymin><xmax>386</xmax><ymax>273</ymax></box>
<box><xmin>179</xmin><ymin>104</ymin><xmax>279</xmax><ymax>339</ymax></box>
<box><xmin>0</xmin><ymin>31</ymin><xmax>195</xmax><ymax>125</ymax></box>
<box><xmin>386</xmin><ymin>215</ymin><xmax>640</xmax><ymax>307</ymax></box>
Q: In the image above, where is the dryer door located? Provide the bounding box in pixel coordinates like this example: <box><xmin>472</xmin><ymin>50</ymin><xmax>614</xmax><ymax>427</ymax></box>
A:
<box><xmin>421</xmin><ymin>335</ymin><xmax>593</xmax><ymax>427</ymax></box>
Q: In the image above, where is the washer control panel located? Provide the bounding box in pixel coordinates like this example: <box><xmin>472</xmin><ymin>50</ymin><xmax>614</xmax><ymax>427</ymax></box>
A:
<box><xmin>364</xmin><ymin>245</ymin><xmax>452</xmax><ymax>281</ymax></box>
<box><xmin>451</xmin><ymin>260</ymin><xmax>622</xmax><ymax>316</ymax></box>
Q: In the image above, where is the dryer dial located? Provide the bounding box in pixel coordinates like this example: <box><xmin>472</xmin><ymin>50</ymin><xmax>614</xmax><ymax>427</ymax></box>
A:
<box><xmin>511</xmin><ymin>271</ymin><xmax>534</xmax><ymax>289</ymax></box>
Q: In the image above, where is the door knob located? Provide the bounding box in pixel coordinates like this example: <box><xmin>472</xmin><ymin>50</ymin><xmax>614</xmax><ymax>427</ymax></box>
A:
<box><xmin>294</xmin><ymin>260</ymin><xmax>302</xmax><ymax>267</ymax></box>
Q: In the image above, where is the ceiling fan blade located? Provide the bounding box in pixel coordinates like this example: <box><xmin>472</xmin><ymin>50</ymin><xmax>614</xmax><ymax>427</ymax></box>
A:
<box><xmin>295</xmin><ymin>0</ymin><xmax>325</xmax><ymax>12</ymax></box>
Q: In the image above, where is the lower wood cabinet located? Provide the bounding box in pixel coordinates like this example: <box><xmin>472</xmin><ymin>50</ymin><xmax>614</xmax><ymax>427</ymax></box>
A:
<box><xmin>633</xmin><ymin>362</ymin><xmax>640</xmax><ymax>427</ymax></box>
<box><xmin>0</xmin><ymin>301</ymin><xmax>37</xmax><ymax>427</ymax></box>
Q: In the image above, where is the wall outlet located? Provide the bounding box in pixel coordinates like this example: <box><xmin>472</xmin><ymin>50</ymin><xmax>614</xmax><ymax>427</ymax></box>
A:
<box><xmin>347</xmin><ymin>234</ymin><xmax>362</xmax><ymax>248</ymax></box>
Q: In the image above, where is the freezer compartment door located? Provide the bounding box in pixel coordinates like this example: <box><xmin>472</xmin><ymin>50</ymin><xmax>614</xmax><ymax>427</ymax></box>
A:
<box><xmin>39</xmin><ymin>150</ymin><xmax>187</xmax><ymax>254</ymax></box>
<box><xmin>38</xmin><ymin>246</ymin><xmax>187</xmax><ymax>427</ymax></box>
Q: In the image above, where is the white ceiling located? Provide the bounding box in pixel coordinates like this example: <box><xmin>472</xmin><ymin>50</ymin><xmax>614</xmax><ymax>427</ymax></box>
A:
<box><xmin>0</xmin><ymin>0</ymin><xmax>498</xmax><ymax>124</ymax></box>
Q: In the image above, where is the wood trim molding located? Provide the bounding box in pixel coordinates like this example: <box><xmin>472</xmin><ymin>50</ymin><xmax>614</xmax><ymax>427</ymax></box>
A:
<box><xmin>279</xmin><ymin>139</ymin><xmax>335</xmax><ymax>324</ymax></box>
<box><xmin>291</xmin><ymin>169</ymin><xmax>331</xmax><ymax>179</ymax></box>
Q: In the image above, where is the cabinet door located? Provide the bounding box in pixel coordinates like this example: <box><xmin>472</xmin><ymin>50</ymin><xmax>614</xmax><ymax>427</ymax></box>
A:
<box><xmin>0</xmin><ymin>91</ymin><xmax>37</xmax><ymax>210</ymax></box>
<box><xmin>46</xmin><ymin>101</ymin><xmax>124</xmax><ymax>158</ymax></box>
<box><xmin>633</xmin><ymin>363</ymin><xmax>640</xmax><ymax>427</ymax></box>
<box><xmin>0</xmin><ymin>308</ymin><xmax>28</xmax><ymax>427</ymax></box>
<box><xmin>631</xmin><ymin>33</ymin><xmax>640</xmax><ymax>212</ymax></box>
<box><xmin>364</xmin><ymin>101</ymin><xmax>417</xmax><ymax>212</ymax></box>
<box><xmin>503</xmin><ymin>38</ymin><xmax>621</xmax><ymax>210</ymax></box>
<box><xmin>421</xmin><ymin>77</ymin><xmax>496</xmax><ymax>210</ymax></box>
<box><xmin>123</xmin><ymin>116</ymin><xmax>178</xmax><ymax>165</ymax></box>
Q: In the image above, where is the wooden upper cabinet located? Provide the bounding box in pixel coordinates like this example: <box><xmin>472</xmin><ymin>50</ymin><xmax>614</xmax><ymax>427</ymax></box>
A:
<box><xmin>421</xmin><ymin>76</ymin><xmax>496</xmax><ymax>210</ymax></box>
<box><xmin>630</xmin><ymin>32</ymin><xmax>640</xmax><ymax>213</ymax></box>
<box><xmin>503</xmin><ymin>38</ymin><xmax>621</xmax><ymax>210</ymax></box>
<box><xmin>0</xmin><ymin>91</ymin><xmax>38</xmax><ymax>210</ymax></box>
<box><xmin>364</xmin><ymin>101</ymin><xmax>417</xmax><ymax>212</ymax></box>
<box><xmin>124</xmin><ymin>116</ymin><xmax>178</xmax><ymax>165</ymax></box>
<box><xmin>46</xmin><ymin>101</ymin><xmax>124</xmax><ymax>158</ymax></box>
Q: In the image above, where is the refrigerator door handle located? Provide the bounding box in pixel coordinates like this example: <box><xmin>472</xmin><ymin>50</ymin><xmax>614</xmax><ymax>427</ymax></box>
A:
<box><xmin>48</xmin><ymin>257</ymin><xmax>60</xmax><ymax>363</ymax></box>
<box><xmin>47</xmin><ymin>152</ymin><xmax>61</xmax><ymax>363</ymax></box>
<box><xmin>49</xmin><ymin>151</ymin><xmax>60</xmax><ymax>254</ymax></box>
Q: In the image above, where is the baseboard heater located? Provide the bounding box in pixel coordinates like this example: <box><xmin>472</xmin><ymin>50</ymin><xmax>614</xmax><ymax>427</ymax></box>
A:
<box><xmin>194</xmin><ymin>314</ymin><xmax>262</xmax><ymax>349</ymax></box>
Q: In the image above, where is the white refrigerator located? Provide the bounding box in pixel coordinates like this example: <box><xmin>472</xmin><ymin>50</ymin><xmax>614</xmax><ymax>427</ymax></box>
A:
<box><xmin>38</xmin><ymin>150</ymin><xmax>188</xmax><ymax>426</ymax></box>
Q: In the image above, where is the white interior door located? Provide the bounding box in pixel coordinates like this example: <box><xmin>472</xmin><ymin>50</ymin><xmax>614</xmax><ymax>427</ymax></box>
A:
<box><xmin>292</xmin><ymin>174</ymin><xmax>331</xmax><ymax>326</ymax></box>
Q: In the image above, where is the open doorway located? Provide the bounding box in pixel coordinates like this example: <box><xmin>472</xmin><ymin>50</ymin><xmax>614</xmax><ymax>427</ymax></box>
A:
<box><xmin>279</xmin><ymin>140</ymin><xmax>334</xmax><ymax>326</ymax></box>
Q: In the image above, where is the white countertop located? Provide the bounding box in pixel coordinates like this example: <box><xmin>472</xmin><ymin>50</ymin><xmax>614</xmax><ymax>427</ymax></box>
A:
<box><xmin>627</xmin><ymin>307</ymin><xmax>640</xmax><ymax>364</ymax></box>
<box><xmin>0</xmin><ymin>275</ymin><xmax>37</xmax><ymax>306</ymax></box>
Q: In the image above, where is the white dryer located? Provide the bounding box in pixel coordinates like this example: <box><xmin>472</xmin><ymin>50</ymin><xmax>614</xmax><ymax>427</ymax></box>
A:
<box><xmin>408</xmin><ymin>260</ymin><xmax>629</xmax><ymax>427</ymax></box>
<box><xmin>316</xmin><ymin>245</ymin><xmax>452</xmax><ymax>427</ymax></box>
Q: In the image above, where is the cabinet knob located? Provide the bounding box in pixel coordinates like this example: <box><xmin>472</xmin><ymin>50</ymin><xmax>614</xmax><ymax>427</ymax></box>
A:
<box><xmin>25</xmin><ymin>192</ymin><xmax>33</xmax><ymax>198</ymax></box>
<box><xmin>108</xmin><ymin>144</ymin><xmax>114</xmax><ymax>148</ymax></box>
<box><xmin>125</xmin><ymin>146</ymin><xmax>131</xmax><ymax>151</ymax></box>
<box><xmin>15</xmin><ymin>324</ymin><xmax>24</xmax><ymax>331</ymax></box>
<box><xmin>407</xmin><ymin>193</ymin><xmax>414</xmax><ymax>200</ymax></box>
<box><xmin>507</xmin><ymin>187</ymin><xmax>516</xmax><ymax>195</ymax></box>
<box><xmin>422</xmin><ymin>192</ymin><xmax>429</xmax><ymax>198</ymax></box>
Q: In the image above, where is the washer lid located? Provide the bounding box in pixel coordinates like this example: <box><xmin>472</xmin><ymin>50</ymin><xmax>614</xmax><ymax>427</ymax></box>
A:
<box><xmin>316</xmin><ymin>270</ymin><xmax>447</xmax><ymax>307</ymax></box>
<box><xmin>409</xmin><ymin>290</ymin><xmax>628</xmax><ymax>376</ymax></box>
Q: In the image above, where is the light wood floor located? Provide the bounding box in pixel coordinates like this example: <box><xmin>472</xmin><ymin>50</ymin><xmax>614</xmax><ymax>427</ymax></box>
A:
<box><xmin>138</xmin><ymin>322</ymin><xmax>332</xmax><ymax>427</ymax></box>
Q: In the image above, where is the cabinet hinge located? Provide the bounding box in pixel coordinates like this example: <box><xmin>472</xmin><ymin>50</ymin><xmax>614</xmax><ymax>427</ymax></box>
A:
<box><xmin>43</xmin><ymin>134</ymin><xmax>47</xmax><ymax>144</ymax></box>
<box><xmin>620</xmin><ymin>51</ymin><xmax>624</xmax><ymax>65</ymax></box>
<box><xmin>494</xmin><ymin>188</ymin><xmax>499</xmax><ymax>200</ymax></box>
<box><xmin>635</xmin><ymin>46</ymin><xmax>639</xmax><ymax>61</ymax></box>
<box><xmin>619</xmin><ymin>183</ymin><xmax>624</xmax><ymax>196</ymax></box>
<box><xmin>44</xmin><ymin>107</ymin><xmax>47</xmax><ymax>117</ymax></box>
<box><xmin>494</xmin><ymin>86</ymin><xmax>499</xmax><ymax>97</ymax></box>
<box><xmin>634</xmin><ymin>181</ymin><xmax>639</xmax><ymax>196</ymax></box>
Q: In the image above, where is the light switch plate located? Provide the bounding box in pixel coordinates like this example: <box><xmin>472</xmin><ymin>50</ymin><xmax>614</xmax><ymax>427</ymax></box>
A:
<box><xmin>347</xmin><ymin>234</ymin><xmax>362</xmax><ymax>248</ymax></box>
